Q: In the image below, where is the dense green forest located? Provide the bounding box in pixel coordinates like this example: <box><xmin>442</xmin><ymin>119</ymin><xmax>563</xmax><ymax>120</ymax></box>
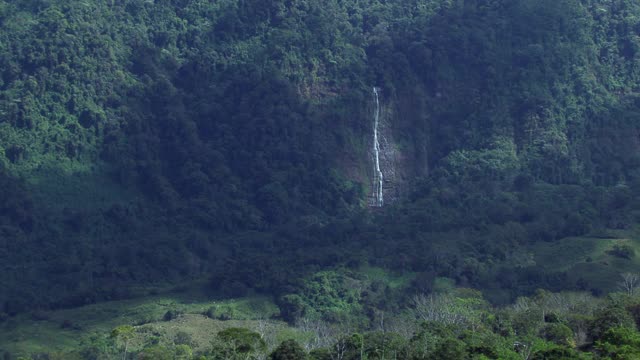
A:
<box><xmin>2</xmin><ymin>0</ymin><xmax>640</xmax><ymax>358</ymax></box>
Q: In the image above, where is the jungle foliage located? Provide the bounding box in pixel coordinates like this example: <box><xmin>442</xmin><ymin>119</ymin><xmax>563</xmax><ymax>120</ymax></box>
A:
<box><xmin>1</xmin><ymin>0</ymin><xmax>640</xmax><ymax>327</ymax></box>
<box><xmin>13</xmin><ymin>289</ymin><xmax>640</xmax><ymax>360</ymax></box>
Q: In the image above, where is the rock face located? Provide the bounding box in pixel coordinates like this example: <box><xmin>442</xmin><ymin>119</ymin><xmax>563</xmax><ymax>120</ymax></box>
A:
<box><xmin>371</xmin><ymin>88</ymin><xmax>384</xmax><ymax>207</ymax></box>
<box><xmin>368</xmin><ymin>88</ymin><xmax>406</xmax><ymax>207</ymax></box>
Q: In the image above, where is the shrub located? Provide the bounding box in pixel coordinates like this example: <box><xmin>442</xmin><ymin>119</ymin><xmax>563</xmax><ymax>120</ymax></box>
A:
<box><xmin>270</xmin><ymin>339</ymin><xmax>307</xmax><ymax>360</ymax></box>
<box><xmin>174</xmin><ymin>345</ymin><xmax>193</xmax><ymax>360</ymax></box>
<box><xmin>278</xmin><ymin>295</ymin><xmax>307</xmax><ymax>324</ymax></box>
<box><xmin>590</xmin><ymin>306</ymin><xmax>636</xmax><ymax>340</ymax></box>
<box><xmin>163</xmin><ymin>309</ymin><xmax>183</xmax><ymax>321</ymax></box>
<box><xmin>608</xmin><ymin>244</ymin><xmax>635</xmax><ymax>259</ymax></box>
<box><xmin>204</xmin><ymin>305</ymin><xmax>235</xmax><ymax>320</ymax></box>
<box><xmin>309</xmin><ymin>349</ymin><xmax>331</xmax><ymax>360</ymax></box>
<box><xmin>432</xmin><ymin>338</ymin><xmax>468</xmax><ymax>359</ymax></box>
<box><xmin>217</xmin><ymin>327</ymin><xmax>266</xmax><ymax>354</ymax></box>
<box><xmin>138</xmin><ymin>346</ymin><xmax>172</xmax><ymax>360</ymax></box>
<box><xmin>531</xmin><ymin>347</ymin><xmax>584</xmax><ymax>360</ymax></box>
<box><xmin>174</xmin><ymin>331</ymin><xmax>194</xmax><ymax>346</ymax></box>
<box><xmin>542</xmin><ymin>323</ymin><xmax>575</xmax><ymax>347</ymax></box>
<box><xmin>205</xmin><ymin>306</ymin><xmax>217</xmax><ymax>319</ymax></box>
<box><xmin>595</xmin><ymin>327</ymin><xmax>640</xmax><ymax>359</ymax></box>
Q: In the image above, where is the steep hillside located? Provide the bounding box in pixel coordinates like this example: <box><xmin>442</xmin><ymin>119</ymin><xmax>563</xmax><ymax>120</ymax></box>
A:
<box><xmin>1</xmin><ymin>0</ymin><xmax>640</xmax><ymax>314</ymax></box>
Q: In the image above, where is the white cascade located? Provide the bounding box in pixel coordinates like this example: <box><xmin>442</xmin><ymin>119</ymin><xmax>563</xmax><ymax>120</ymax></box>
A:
<box><xmin>372</xmin><ymin>87</ymin><xmax>384</xmax><ymax>207</ymax></box>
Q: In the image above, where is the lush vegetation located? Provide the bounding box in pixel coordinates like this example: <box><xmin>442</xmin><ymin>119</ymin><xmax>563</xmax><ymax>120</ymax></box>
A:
<box><xmin>6</xmin><ymin>280</ymin><xmax>640</xmax><ymax>359</ymax></box>
<box><xmin>2</xmin><ymin>0</ymin><xmax>640</xmax><ymax>357</ymax></box>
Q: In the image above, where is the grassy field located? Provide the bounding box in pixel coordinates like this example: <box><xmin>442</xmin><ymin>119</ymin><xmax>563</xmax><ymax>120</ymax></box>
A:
<box><xmin>529</xmin><ymin>227</ymin><xmax>640</xmax><ymax>292</ymax></box>
<box><xmin>0</xmin><ymin>286</ymin><xmax>283</xmax><ymax>357</ymax></box>
<box><xmin>0</xmin><ymin>266</ymin><xmax>411</xmax><ymax>357</ymax></box>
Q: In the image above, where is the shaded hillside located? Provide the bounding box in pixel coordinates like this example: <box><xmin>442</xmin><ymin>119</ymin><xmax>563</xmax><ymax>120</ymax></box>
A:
<box><xmin>1</xmin><ymin>0</ymin><xmax>640</xmax><ymax>313</ymax></box>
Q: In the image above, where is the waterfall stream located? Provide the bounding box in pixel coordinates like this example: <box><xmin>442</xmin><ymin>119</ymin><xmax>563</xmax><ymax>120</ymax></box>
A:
<box><xmin>372</xmin><ymin>87</ymin><xmax>384</xmax><ymax>207</ymax></box>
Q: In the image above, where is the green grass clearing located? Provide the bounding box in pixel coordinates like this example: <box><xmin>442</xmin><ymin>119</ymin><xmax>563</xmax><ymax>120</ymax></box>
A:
<box><xmin>529</xmin><ymin>231</ymin><xmax>640</xmax><ymax>292</ymax></box>
<box><xmin>0</xmin><ymin>289</ymin><xmax>281</xmax><ymax>357</ymax></box>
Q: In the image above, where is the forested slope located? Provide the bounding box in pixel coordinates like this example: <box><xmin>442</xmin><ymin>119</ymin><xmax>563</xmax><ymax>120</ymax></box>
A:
<box><xmin>1</xmin><ymin>0</ymin><xmax>640</xmax><ymax>314</ymax></box>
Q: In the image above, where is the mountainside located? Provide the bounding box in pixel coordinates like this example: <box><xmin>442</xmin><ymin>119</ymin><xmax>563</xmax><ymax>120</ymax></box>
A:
<box><xmin>1</xmin><ymin>0</ymin><xmax>640</xmax><ymax>315</ymax></box>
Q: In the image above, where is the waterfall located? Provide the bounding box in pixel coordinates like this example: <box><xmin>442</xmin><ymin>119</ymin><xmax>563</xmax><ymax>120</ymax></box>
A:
<box><xmin>372</xmin><ymin>87</ymin><xmax>384</xmax><ymax>207</ymax></box>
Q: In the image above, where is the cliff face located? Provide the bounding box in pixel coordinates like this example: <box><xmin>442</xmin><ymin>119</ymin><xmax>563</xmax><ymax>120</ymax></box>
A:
<box><xmin>365</xmin><ymin>88</ymin><xmax>416</xmax><ymax>207</ymax></box>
